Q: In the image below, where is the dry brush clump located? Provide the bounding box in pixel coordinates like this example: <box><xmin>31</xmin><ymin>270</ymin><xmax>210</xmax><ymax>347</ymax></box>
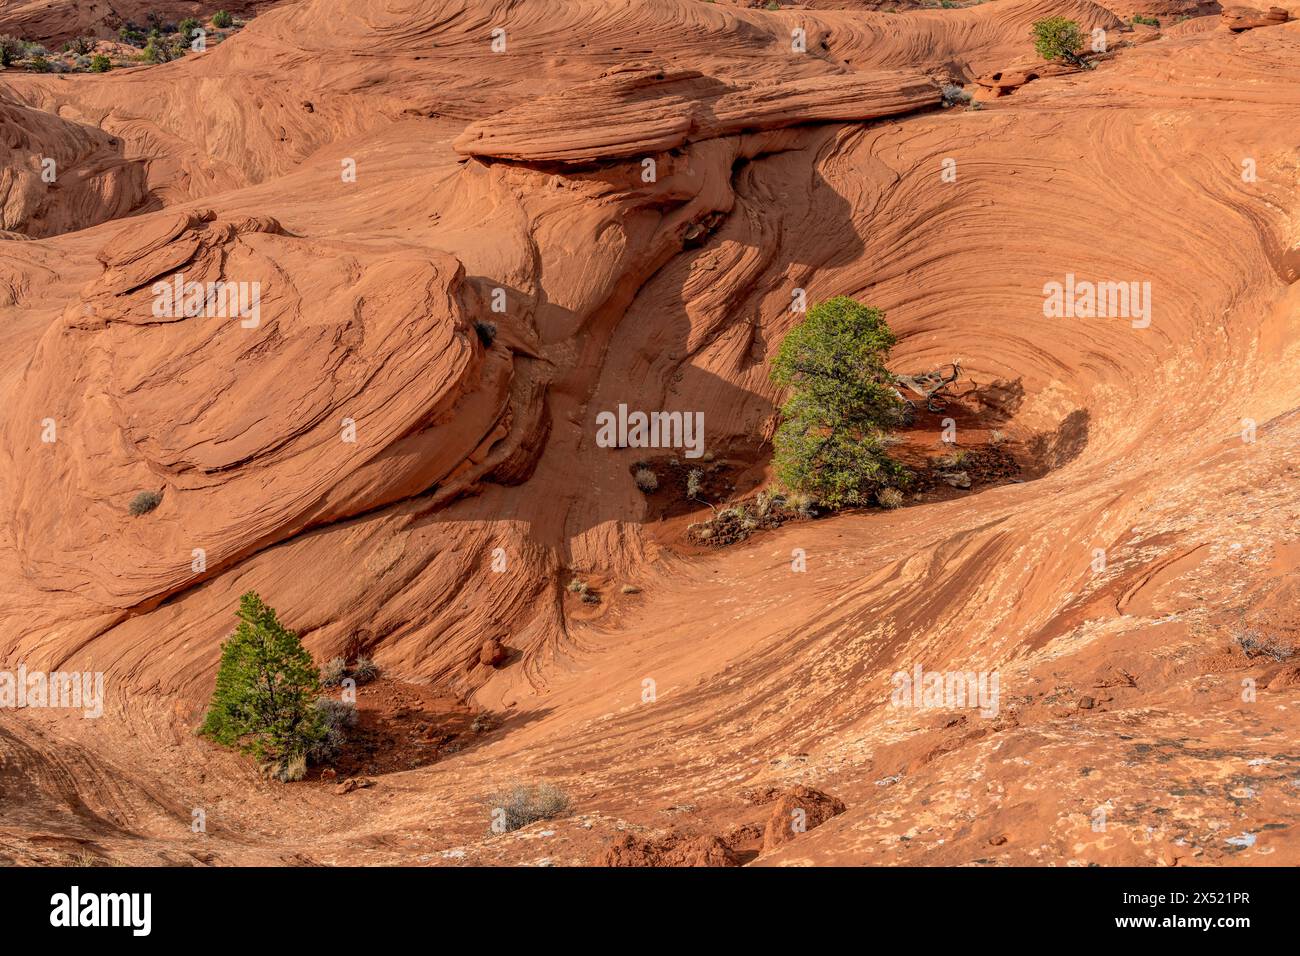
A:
<box><xmin>129</xmin><ymin>490</ymin><xmax>162</xmax><ymax>516</ymax></box>
<box><xmin>353</xmin><ymin>655</ymin><xmax>379</xmax><ymax>684</ymax></box>
<box><xmin>904</xmin><ymin>446</ymin><xmax>1020</xmax><ymax>497</ymax></box>
<box><xmin>309</xmin><ymin>697</ymin><xmax>360</xmax><ymax>764</ymax></box>
<box><xmin>941</xmin><ymin>83</ymin><xmax>972</xmax><ymax>106</ymax></box>
<box><xmin>876</xmin><ymin>487</ymin><xmax>905</xmax><ymax>508</ymax></box>
<box><xmin>567</xmin><ymin>577</ymin><xmax>600</xmax><ymax>604</ymax></box>
<box><xmin>487</xmin><ymin>782</ymin><xmax>571</xmax><ymax>832</ymax></box>
<box><xmin>1232</xmin><ymin>626</ymin><xmax>1295</xmax><ymax>662</ymax></box>
<box><xmin>321</xmin><ymin>654</ymin><xmax>379</xmax><ymax>686</ymax></box>
<box><xmin>686</xmin><ymin>467</ymin><xmax>705</xmax><ymax>500</ymax></box>
<box><xmin>322</xmin><ymin>656</ymin><xmax>348</xmax><ymax>687</ymax></box>
<box><xmin>634</xmin><ymin>467</ymin><xmax>659</xmax><ymax>492</ymax></box>
<box><xmin>686</xmin><ymin>491</ymin><xmax>812</xmax><ymax>546</ymax></box>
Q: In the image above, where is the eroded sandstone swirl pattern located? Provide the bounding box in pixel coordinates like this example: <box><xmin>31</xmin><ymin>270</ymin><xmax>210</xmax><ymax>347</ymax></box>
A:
<box><xmin>1</xmin><ymin>0</ymin><xmax>1299</xmax><ymax>866</ymax></box>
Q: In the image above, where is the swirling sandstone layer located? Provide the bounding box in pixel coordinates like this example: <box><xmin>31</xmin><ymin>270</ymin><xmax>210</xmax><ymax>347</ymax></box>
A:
<box><xmin>0</xmin><ymin>0</ymin><xmax>1298</xmax><ymax>867</ymax></box>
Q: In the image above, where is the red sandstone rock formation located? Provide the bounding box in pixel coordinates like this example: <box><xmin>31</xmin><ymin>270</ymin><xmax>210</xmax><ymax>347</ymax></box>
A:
<box><xmin>0</xmin><ymin>0</ymin><xmax>1298</xmax><ymax>869</ymax></box>
<box><xmin>1221</xmin><ymin>5</ymin><xmax>1292</xmax><ymax>29</ymax></box>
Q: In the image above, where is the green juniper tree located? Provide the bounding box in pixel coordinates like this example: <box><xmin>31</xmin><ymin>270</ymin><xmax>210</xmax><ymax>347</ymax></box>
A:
<box><xmin>769</xmin><ymin>296</ymin><xmax>907</xmax><ymax>508</ymax></box>
<box><xmin>200</xmin><ymin>592</ymin><xmax>325</xmax><ymax>774</ymax></box>
<box><xmin>1032</xmin><ymin>17</ymin><xmax>1088</xmax><ymax>68</ymax></box>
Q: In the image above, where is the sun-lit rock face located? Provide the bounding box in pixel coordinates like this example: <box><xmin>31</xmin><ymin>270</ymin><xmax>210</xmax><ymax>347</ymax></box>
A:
<box><xmin>6</xmin><ymin>209</ymin><xmax>501</xmax><ymax>608</ymax></box>
<box><xmin>1222</xmin><ymin>4</ymin><xmax>1292</xmax><ymax>29</ymax></box>
<box><xmin>0</xmin><ymin>97</ymin><xmax>149</xmax><ymax>238</ymax></box>
<box><xmin>452</xmin><ymin>65</ymin><xmax>940</xmax><ymax>163</ymax></box>
<box><xmin>0</xmin><ymin>0</ymin><xmax>1299</xmax><ymax>867</ymax></box>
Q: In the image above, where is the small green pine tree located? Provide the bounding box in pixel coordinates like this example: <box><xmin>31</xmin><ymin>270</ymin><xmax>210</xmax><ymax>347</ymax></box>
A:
<box><xmin>199</xmin><ymin>592</ymin><xmax>325</xmax><ymax>765</ymax></box>
<box><xmin>1031</xmin><ymin>17</ymin><xmax>1087</xmax><ymax>67</ymax></box>
<box><xmin>769</xmin><ymin>297</ymin><xmax>906</xmax><ymax>508</ymax></box>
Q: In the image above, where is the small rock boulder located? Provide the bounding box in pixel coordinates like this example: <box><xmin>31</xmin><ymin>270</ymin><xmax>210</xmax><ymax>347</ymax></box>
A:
<box><xmin>334</xmin><ymin>776</ymin><xmax>375</xmax><ymax>796</ymax></box>
<box><xmin>975</xmin><ymin>69</ymin><xmax>1038</xmax><ymax>95</ymax></box>
<box><xmin>597</xmin><ymin>832</ymin><xmax>740</xmax><ymax>867</ymax></box>
<box><xmin>974</xmin><ymin>58</ymin><xmax>1077</xmax><ymax>97</ymax></box>
<box><xmin>479</xmin><ymin>638</ymin><xmax>508</xmax><ymax>667</ymax></box>
<box><xmin>1222</xmin><ymin>5</ymin><xmax>1290</xmax><ymax>30</ymax></box>
<box><xmin>1267</xmin><ymin>665</ymin><xmax>1300</xmax><ymax>690</ymax></box>
<box><xmin>761</xmin><ymin>785</ymin><xmax>846</xmax><ymax>852</ymax></box>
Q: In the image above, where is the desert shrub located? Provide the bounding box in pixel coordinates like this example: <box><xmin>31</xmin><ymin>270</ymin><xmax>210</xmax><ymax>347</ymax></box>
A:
<box><xmin>1131</xmin><ymin>14</ymin><xmax>1159</xmax><ymax>26</ymax></box>
<box><xmin>89</xmin><ymin>53</ymin><xmax>112</xmax><ymax>73</ymax></box>
<box><xmin>212</xmin><ymin>10</ymin><xmax>234</xmax><ymax>29</ymax></box>
<box><xmin>0</xmin><ymin>36</ymin><xmax>23</xmax><ymax>66</ymax></box>
<box><xmin>27</xmin><ymin>54</ymin><xmax>51</xmax><ymax>72</ymax></box>
<box><xmin>877</xmin><ymin>487</ymin><xmax>905</xmax><ymax>509</ymax></box>
<box><xmin>787</xmin><ymin>492</ymin><xmax>818</xmax><ymax>516</ymax></box>
<box><xmin>321</xmin><ymin>656</ymin><xmax>347</xmax><ymax>687</ymax></box>
<box><xmin>634</xmin><ymin>467</ymin><xmax>658</xmax><ymax>493</ymax></box>
<box><xmin>1233</xmin><ymin>627</ymin><xmax>1294</xmax><ymax>662</ymax></box>
<box><xmin>308</xmin><ymin>697</ymin><xmax>358</xmax><ymax>763</ymax></box>
<box><xmin>279</xmin><ymin>752</ymin><xmax>308</xmax><ymax>782</ymax></box>
<box><xmin>118</xmin><ymin>26</ymin><xmax>146</xmax><ymax>47</ymax></box>
<box><xmin>65</xmin><ymin>848</ymin><xmax>110</xmax><ymax>867</ymax></box>
<box><xmin>64</xmin><ymin>36</ymin><xmax>94</xmax><ymax>55</ymax></box>
<box><xmin>129</xmin><ymin>490</ymin><xmax>162</xmax><ymax>515</ymax></box>
<box><xmin>938</xmin><ymin>448</ymin><xmax>969</xmax><ymax>468</ymax></box>
<box><xmin>199</xmin><ymin>592</ymin><xmax>325</xmax><ymax>768</ymax></box>
<box><xmin>141</xmin><ymin>36</ymin><xmax>172</xmax><ymax>63</ymax></box>
<box><xmin>490</xmin><ymin>783</ymin><xmax>570</xmax><ymax>832</ymax></box>
<box><xmin>474</xmin><ymin>319</ymin><xmax>497</xmax><ymax>346</ymax></box>
<box><xmin>769</xmin><ymin>296</ymin><xmax>906</xmax><ymax>508</ymax></box>
<box><xmin>1032</xmin><ymin>17</ymin><xmax>1086</xmax><ymax>66</ymax></box>
<box><xmin>686</xmin><ymin>468</ymin><xmax>704</xmax><ymax>500</ymax></box>
<box><xmin>564</xmin><ymin>578</ymin><xmax>598</xmax><ymax>603</ymax></box>
<box><xmin>178</xmin><ymin>17</ymin><xmax>201</xmax><ymax>41</ymax></box>
<box><xmin>352</xmin><ymin>655</ymin><xmax>379</xmax><ymax>684</ymax></box>
<box><xmin>942</xmin><ymin>84</ymin><xmax>972</xmax><ymax>106</ymax></box>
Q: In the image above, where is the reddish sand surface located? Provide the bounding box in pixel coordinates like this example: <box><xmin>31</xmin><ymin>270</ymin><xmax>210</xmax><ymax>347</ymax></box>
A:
<box><xmin>1</xmin><ymin>0</ymin><xmax>1299</xmax><ymax>867</ymax></box>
